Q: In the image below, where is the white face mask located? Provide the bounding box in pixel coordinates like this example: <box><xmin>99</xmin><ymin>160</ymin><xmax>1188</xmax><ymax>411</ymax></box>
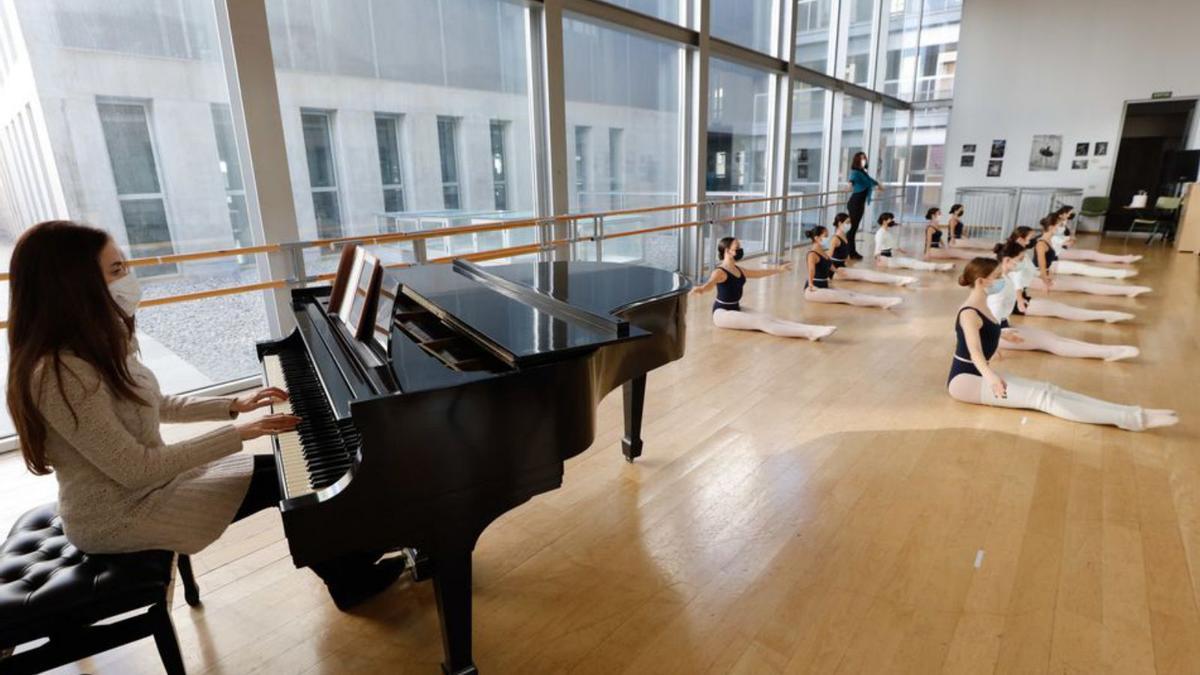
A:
<box><xmin>109</xmin><ymin>272</ymin><xmax>142</xmax><ymax>316</ymax></box>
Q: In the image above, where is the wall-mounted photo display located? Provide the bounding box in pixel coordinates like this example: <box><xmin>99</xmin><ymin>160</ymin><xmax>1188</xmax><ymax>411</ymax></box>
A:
<box><xmin>987</xmin><ymin>160</ymin><xmax>1003</xmax><ymax>177</ymax></box>
<box><xmin>1071</xmin><ymin>159</ymin><xmax>1089</xmax><ymax>170</ymax></box>
<box><xmin>1075</xmin><ymin>142</ymin><xmax>1089</xmax><ymax>157</ymax></box>
<box><xmin>962</xmin><ymin>144</ymin><xmax>977</xmax><ymax>154</ymax></box>
<box><xmin>961</xmin><ymin>154</ymin><xmax>975</xmax><ymax>167</ymax></box>
<box><xmin>1094</xmin><ymin>142</ymin><xmax>1108</xmax><ymax>156</ymax></box>
<box><xmin>1029</xmin><ymin>134</ymin><xmax>1062</xmax><ymax>171</ymax></box>
<box><xmin>990</xmin><ymin>140</ymin><xmax>1006</xmax><ymax>158</ymax></box>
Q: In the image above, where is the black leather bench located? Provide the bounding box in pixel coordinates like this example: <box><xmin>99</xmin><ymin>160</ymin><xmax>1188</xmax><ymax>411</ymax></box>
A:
<box><xmin>0</xmin><ymin>503</ymin><xmax>200</xmax><ymax>674</ymax></box>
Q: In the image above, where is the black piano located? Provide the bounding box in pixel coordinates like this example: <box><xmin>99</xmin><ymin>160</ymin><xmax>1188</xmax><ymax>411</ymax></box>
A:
<box><xmin>255</xmin><ymin>254</ymin><xmax>690</xmax><ymax>674</ymax></box>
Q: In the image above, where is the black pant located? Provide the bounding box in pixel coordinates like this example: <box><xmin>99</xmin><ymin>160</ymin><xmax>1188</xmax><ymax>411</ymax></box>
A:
<box><xmin>847</xmin><ymin>190</ymin><xmax>868</xmax><ymax>257</ymax></box>
<box><xmin>234</xmin><ymin>454</ymin><xmax>379</xmax><ymax>587</ymax></box>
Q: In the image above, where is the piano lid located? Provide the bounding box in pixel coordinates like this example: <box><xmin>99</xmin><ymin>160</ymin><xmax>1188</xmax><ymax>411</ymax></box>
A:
<box><xmin>390</xmin><ymin>262</ymin><xmax>651</xmax><ymax>368</ymax></box>
<box><xmin>484</xmin><ymin>261</ymin><xmax>691</xmax><ymax>317</ymax></box>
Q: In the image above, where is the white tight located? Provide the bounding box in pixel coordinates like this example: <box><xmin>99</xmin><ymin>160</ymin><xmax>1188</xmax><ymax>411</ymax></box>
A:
<box><xmin>712</xmin><ymin>308</ymin><xmax>835</xmax><ymax>340</ymax></box>
<box><xmin>947</xmin><ymin>372</ymin><xmax>1145</xmax><ymax>430</ymax></box>
<box><xmin>1000</xmin><ymin>325</ymin><xmax>1138</xmax><ymax>361</ymax></box>
<box><xmin>805</xmin><ymin>286</ymin><xmax>901</xmax><ymax>308</ymax></box>
<box><xmin>1024</xmin><ymin>298</ymin><xmax>1133</xmax><ymax>323</ymax></box>
<box><xmin>1034</xmin><ymin>277</ymin><xmax>1151</xmax><ymax>297</ymax></box>
<box><xmin>948</xmin><ymin>237</ymin><xmax>996</xmax><ymax>250</ymax></box>
<box><xmin>879</xmin><ymin>256</ymin><xmax>954</xmax><ymax>272</ymax></box>
<box><xmin>832</xmin><ymin>266</ymin><xmax>915</xmax><ymax>286</ymax></box>
<box><xmin>1052</xmin><ymin>260</ymin><xmax>1136</xmax><ymax>279</ymax></box>
<box><xmin>1060</xmin><ymin>248</ymin><xmax>1141</xmax><ymax>264</ymax></box>
<box><xmin>927</xmin><ymin>246</ymin><xmax>980</xmax><ymax>261</ymax></box>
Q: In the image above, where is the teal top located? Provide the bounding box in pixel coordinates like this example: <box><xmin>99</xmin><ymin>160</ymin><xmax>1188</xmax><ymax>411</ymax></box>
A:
<box><xmin>849</xmin><ymin>168</ymin><xmax>878</xmax><ymax>204</ymax></box>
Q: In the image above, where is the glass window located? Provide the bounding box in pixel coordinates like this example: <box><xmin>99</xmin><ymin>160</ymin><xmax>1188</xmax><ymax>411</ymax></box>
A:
<box><xmin>707</xmin><ymin>58</ymin><xmax>771</xmax><ymax>256</ymax></box>
<box><xmin>602</xmin><ymin>0</ymin><xmax>681</xmax><ymax>25</ymax></box>
<box><xmin>878</xmin><ymin>107</ymin><xmax>911</xmax><ymax>218</ymax></box>
<box><xmin>563</xmin><ymin>16</ymin><xmax>681</xmax><ymax>269</ymax></box>
<box><xmin>301</xmin><ymin>110</ymin><xmax>342</xmax><ymax>238</ymax></box>
<box><xmin>0</xmin><ymin>0</ymin><xmax>270</xmax><ymax>438</ymax></box>
<box><xmin>710</xmin><ymin>0</ymin><xmax>774</xmax><ymax>55</ymax></box>
<box><xmin>845</xmin><ymin>0</ymin><xmax>877</xmax><ymax>85</ymax></box>
<box><xmin>794</xmin><ymin>0</ymin><xmax>835</xmax><ymax>75</ymax></box>
<box><xmin>490</xmin><ymin>119</ymin><xmax>509</xmax><ymax>211</ymax></box>
<box><xmin>838</xmin><ymin>95</ymin><xmax>871</xmax><ymax>185</ymax></box>
<box><xmin>437</xmin><ymin>115</ymin><xmax>462</xmax><ymax>210</ymax></box>
<box><xmin>881</xmin><ymin>0</ymin><xmax>921</xmax><ymax>100</ymax></box>
<box><xmin>909</xmin><ymin>106</ymin><xmax>950</xmax><ymax>215</ymax></box>
<box><xmin>789</xmin><ymin>83</ymin><xmax>828</xmax><ymax>248</ymax></box>
<box><xmin>375</xmin><ymin>114</ymin><xmax>406</xmax><ymax>216</ymax></box>
<box><xmin>915</xmin><ymin>0</ymin><xmax>960</xmax><ymax>101</ymax></box>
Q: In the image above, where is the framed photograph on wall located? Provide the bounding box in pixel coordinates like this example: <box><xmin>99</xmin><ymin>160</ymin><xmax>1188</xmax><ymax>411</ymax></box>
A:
<box><xmin>990</xmin><ymin>140</ymin><xmax>1006</xmax><ymax>158</ymax></box>
<box><xmin>987</xmin><ymin>160</ymin><xmax>1003</xmax><ymax>177</ymax></box>
<box><xmin>1075</xmin><ymin>142</ymin><xmax>1089</xmax><ymax>157</ymax></box>
<box><xmin>961</xmin><ymin>154</ymin><xmax>975</xmax><ymax>167</ymax></box>
<box><xmin>1071</xmin><ymin>159</ymin><xmax>1089</xmax><ymax>170</ymax></box>
<box><xmin>1029</xmin><ymin>134</ymin><xmax>1063</xmax><ymax>171</ymax></box>
<box><xmin>962</xmin><ymin>144</ymin><xmax>977</xmax><ymax>154</ymax></box>
<box><xmin>1094</xmin><ymin>142</ymin><xmax>1108</xmax><ymax>156</ymax></box>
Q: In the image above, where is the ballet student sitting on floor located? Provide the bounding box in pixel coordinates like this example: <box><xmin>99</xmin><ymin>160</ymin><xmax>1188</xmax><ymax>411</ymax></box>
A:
<box><xmin>873</xmin><ymin>212</ymin><xmax>955</xmax><ymax>272</ymax></box>
<box><xmin>1052</xmin><ymin>206</ymin><xmax>1142</xmax><ymax>265</ymax></box>
<box><xmin>923</xmin><ymin>208</ymin><xmax>978</xmax><ymax>261</ymax></box>
<box><xmin>691</xmin><ymin>236</ymin><xmax>836</xmax><ymax>341</ymax></box>
<box><xmin>988</xmin><ymin>241</ymin><xmax>1139</xmax><ymax>361</ymax></box>
<box><xmin>804</xmin><ymin>226</ymin><xmax>903</xmax><ymax>309</ymax></box>
<box><xmin>1033</xmin><ymin>215</ymin><xmax>1151</xmax><ymax>297</ymax></box>
<box><xmin>944</xmin><ymin>203</ymin><xmax>994</xmax><ymax>250</ymax></box>
<box><xmin>827</xmin><ymin>213</ymin><xmax>916</xmax><ymax>286</ymax></box>
<box><xmin>945</xmin><ymin>256</ymin><xmax>1176</xmax><ymax>431</ymax></box>
<box><xmin>1005</xmin><ymin>226</ymin><xmax>1134</xmax><ymax>323</ymax></box>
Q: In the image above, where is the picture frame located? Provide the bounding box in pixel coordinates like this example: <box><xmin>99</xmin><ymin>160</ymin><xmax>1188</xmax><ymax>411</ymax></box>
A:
<box><xmin>990</xmin><ymin>140</ymin><xmax>1006</xmax><ymax>158</ymax></box>
<box><xmin>1071</xmin><ymin>159</ymin><xmax>1089</xmax><ymax>170</ymax></box>
<box><xmin>1029</xmin><ymin>134</ymin><xmax>1063</xmax><ymax>171</ymax></box>
<box><xmin>960</xmin><ymin>154</ymin><xmax>975</xmax><ymax>168</ymax></box>
<box><xmin>962</xmin><ymin>144</ymin><xmax>977</xmax><ymax>154</ymax></box>
<box><xmin>1075</xmin><ymin>142</ymin><xmax>1089</xmax><ymax>157</ymax></box>
<box><xmin>987</xmin><ymin>160</ymin><xmax>1003</xmax><ymax>177</ymax></box>
<box><xmin>1094</xmin><ymin>142</ymin><xmax>1108</xmax><ymax>156</ymax></box>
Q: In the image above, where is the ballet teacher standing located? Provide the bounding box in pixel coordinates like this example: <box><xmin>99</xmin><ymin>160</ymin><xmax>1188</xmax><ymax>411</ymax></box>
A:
<box><xmin>846</xmin><ymin>151</ymin><xmax>882</xmax><ymax>260</ymax></box>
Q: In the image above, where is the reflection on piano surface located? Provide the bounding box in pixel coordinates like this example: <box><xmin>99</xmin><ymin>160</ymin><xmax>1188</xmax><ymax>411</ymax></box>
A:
<box><xmin>256</xmin><ymin>253</ymin><xmax>690</xmax><ymax>674</ymax></box>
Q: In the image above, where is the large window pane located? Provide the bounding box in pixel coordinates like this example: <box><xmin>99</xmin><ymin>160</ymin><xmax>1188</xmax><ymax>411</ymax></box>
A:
<box><xmin>564</xmin><ymin>16</ymin><xmax>681</xmax><ymax>270</ymax></box>
<box><xmin>707</xmin><ymin>58</ymin><xmax>771</xmax><ymax>257</ymax></box>
<box><xmin>882</xmin><ymin>0</ymin><xmax>921</xmax><ymax>100</ymax></box>
<box><xmin>711</xmin><ymin>0</ymin><xmax>774</xmax><ymax>55</ymax></box>
<box><xmin>268</xmin><ymin>0</ymin><xmax>537</xmax><ymax>271</ymax></box>
<box><xmin>878</xmin><ymin>107</ymin><xmax>911</xmax><ymax>219</ymax></box>
<box><xmin>301</xmin><ymin>110</ymin><xmax>343</xmax><ymax>239</ymax></box>
<box><xmin>909</xmin><ymin>106</ymin><xmax>950</xmax><ymax>217</ymax></box>
<box><xmin>789</xmin><ymin>83</ymin><xmax>828</xmax><ymax>248</ymax></box>
<box><xmin>375</xmin><ymin>114</ymin><xmax>406</xmax><ymax>215</ymax></box>
<box><xmin>915</xmin><ymin>0</ymin><xmax>960</xmax><ymax>101</ymax></box>
<box><xmin>0</xmin><ymin>0</ymin><xmax>270</xmax><ymax>437</ymax></box>
<box><xmin>845</xmin><ymin>0</ymin><xmax>877</xmax><ymax>85</ymax></box>
<box><xmin>603</xmin><ymin>0</ymin><xmax>681</xmax><ymax>25</ymax></box>
<box><xmin>490</xmin><ymin>119</ymin><xmax>509</xmax><ymax>211</ymax></box>
<box><xmin>838</xmin><ymin>95</ymin><xmax>871</xmax><ymax>185</ymax></box>
<box><xmin>794</xmin><ymin>0</ymin><xmax>836</xmax><ymax>75</ymax></box>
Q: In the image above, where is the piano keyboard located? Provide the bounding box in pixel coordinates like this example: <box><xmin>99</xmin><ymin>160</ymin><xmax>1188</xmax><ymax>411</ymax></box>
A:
<box><xmin>262</xmin><ymin>351</ymin><xmax>357</xmax><ymax>499</ymax></box>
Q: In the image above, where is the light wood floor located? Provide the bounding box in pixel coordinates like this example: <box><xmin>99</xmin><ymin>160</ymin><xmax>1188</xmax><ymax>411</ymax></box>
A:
<box><xmin>4</xmin><ymin>236</ymin><xmax>1198</xmax><ymax>674</ymax></box>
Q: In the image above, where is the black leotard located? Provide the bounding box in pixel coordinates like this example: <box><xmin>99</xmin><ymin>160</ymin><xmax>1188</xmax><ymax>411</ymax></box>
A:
<box><xmin>952</xmin><ymin>220</ymin><xmax>964</xmax><ymax>239</ymax></box>
<box><xmin>806</xmin><ymin>250</ymin><xmax>833</xmax><ymax>289</ymax></box>
<box><xmin>1035</xmin><ymin>238</ymin><xmax>1058</xmax><ymax>270</ymax></box>
<box><xmin>712</xmin><ymin>264</ymin><xmax>746</xmax><ymax>312</ymax></box>
<box><xmin>830</xmin><ymin>234</ymin><xmax>850</xmax><ymax>268</ymax></box>
<box><xmin>947</xmin><ymin>306</ymin><xmax>1001</xmax><ymax>386</ymax></box>
<box><xmin>927</xmin><ymin>224</ymin><xmax>943</xmax><ymax>249</ymax></box>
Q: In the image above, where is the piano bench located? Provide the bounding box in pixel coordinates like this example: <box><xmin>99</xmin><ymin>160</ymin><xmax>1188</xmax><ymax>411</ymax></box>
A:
<box><xmin>0</xmin><ymin>503</ymin><xmax>200</xmax><ymax>675</ymax></box>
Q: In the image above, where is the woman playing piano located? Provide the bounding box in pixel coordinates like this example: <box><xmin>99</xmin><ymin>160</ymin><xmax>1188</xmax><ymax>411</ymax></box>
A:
<box><xmin>6</xmin><ymin>221</ymin><xmax>405</xmax><ymax>611</ymax></box>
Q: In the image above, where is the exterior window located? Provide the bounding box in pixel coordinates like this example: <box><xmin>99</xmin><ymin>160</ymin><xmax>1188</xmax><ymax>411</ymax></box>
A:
<box><xmin>211</xmin><ymin>104</ymin><xmax>251</xmax><ymax>251</ymax></box>
<box><xmin>437</xmin><ymin>116</ymin><xmax>462</xmax><ymax>210</ymax></box>
<box><xmin>490</xmin><ymin>119</ymin><xmax>509</xmax><ymax>211</ymax></box>
<box><xmin>301</xmin><ymin>110</ymin><xmax>342</xmax><ymax>239</ymax></box>
<box><xmin>97</xmin><ymin>100</ymin><xmax>176</xmax><ymax>276</ymax></box>
<box><xmin>608</xmin><ymin>128</ymin><xmax>623</xmax><ymax>195</ymax></box>
<box><xmin>574</xmin><ymin>125</ymin><xmax>590</xmax><ymax>196</ymax></box>
<box><xmin>375</xmin><ymin>114</ymin><xmax>406</xmax><ymax>214</ymax></box>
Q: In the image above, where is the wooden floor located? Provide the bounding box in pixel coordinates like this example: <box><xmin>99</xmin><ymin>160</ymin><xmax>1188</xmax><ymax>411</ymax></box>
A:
<box><xmin>4</xmin><ymin>236</ymin><xmax>1198</xmax><ymax>674</ymax></box>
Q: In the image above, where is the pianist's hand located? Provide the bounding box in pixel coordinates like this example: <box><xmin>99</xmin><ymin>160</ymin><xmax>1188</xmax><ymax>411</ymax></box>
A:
<box><xmin>235</xmin><ymin>413</ymin><xmax>301</xmax><ymax>440</ymax></box>
<box><xmin>231</xmin><ymin>387</ymin><xmax>290</xmax><ymax>414</ymax></box>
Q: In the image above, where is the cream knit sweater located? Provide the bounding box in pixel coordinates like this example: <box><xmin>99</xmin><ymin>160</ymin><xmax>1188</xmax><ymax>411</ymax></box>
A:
<box><xmin>33</xmin><ymin>351</ymin><xmax>253</xmax><ymax>555</ymax></box>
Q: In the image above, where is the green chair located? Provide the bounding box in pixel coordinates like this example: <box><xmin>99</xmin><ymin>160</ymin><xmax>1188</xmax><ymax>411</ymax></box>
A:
<box><xmin>1078</xmin><ymin>196</ymin><xmax>1109</xmax><ymax>232</ymax></box>
<box><xmin>1128</xmin><ymin>196</ymin><xmax>1182</xmax><ymax>245</ymax></box>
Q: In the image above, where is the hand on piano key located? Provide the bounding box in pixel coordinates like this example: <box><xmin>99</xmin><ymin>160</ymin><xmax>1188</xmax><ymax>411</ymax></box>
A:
<box><xmin>235</xmin><ymin>413</ymin><xmax>302</xmax><ymax>441</ymax></box>
<box><xmin>231</xmin><ymin>387</ymin><xmax>291</xmax><ymax>414</ymax></box>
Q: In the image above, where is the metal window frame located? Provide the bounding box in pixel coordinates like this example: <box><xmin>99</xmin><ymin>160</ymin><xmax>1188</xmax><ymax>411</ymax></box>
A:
<box><xmin>374</xmin><ymin>113</ymin><xmax>408</xmax><ymax>213</ymax></box>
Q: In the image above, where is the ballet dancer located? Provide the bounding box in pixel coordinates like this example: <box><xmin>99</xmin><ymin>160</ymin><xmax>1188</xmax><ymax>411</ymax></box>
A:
<box><xmin>1052</xmin><ymin>206</ymin><xmax>1143</xmax><ymax>265</ymax></box>
<box><xmin>1033</xmin><ymin>216</ymin><xmax>1151</xmax><ymax>297</ymax></box>
<box><xmin>989</xmin><ymin>241</ymin><xmax>1139</xmax><ymax>361</ymax></box>
<box><xmin>827</xmin><ymin>213</ymin><xmax>916</xmax><ymax>286</ymax></box>
<box><xmin>923</xmin><ymin>208</ymin><xmax>978</xmax><ymax>261</ymax></box>
<box><xmin>691</xmin><ymin>236</ymin><xmax>836</xmax><ymax>341</ymax></box>
<box><xmin>945</xmin><ymin>204</ymin><xmax>994</xmax><ymax>250</ymax></box>
<box><xmin>1005</xmin><ymin>226</ymin><xmax>1134</xmax><ymax>324</ymax></box>
<box><xmin>805</xmin><ymin>226</ymin><xmax>902</xmax><ymax>309</ymax></box>
<box><xmin>946</xmin><ymin>256</ymin><xmax>1176</xmax><ymax>431</ymax></box>
<box><xmin>1042</xmin><ymin>209</ymin><xmax>1138</xmax><ymax>279</ymax></box>
<box><xmin>873</xmin><ymin>212</ymin><xmax>955</xmax><ymax>272</ymax></box>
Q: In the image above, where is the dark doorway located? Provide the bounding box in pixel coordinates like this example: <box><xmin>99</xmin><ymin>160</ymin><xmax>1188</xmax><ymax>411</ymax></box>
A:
<box><xmin>1106</xmin><ymin>98</ymin><xmax>1197</xmax><ymax>231</ymax></box>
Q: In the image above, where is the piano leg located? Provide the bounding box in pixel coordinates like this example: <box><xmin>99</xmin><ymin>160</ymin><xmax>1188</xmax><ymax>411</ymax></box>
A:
<box><xmin>622</xmin><ymin>375</ymin><xmax>646</xmax><ymax>462</ymax></box>
<box><xmin>433</xmin><ymin>551</ymin><xmax>478</xmax><ymax>675</ymax></box>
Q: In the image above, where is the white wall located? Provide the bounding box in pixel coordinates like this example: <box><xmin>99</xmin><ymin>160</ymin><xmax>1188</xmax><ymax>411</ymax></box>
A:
<box><xmin>943</xmin><ymin>0</ymin><xmax>1200</xmax><ymax>200</ymax></box>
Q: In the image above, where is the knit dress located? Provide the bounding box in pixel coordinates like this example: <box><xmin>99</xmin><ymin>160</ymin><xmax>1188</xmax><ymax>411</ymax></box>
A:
<box><xmin>33</xmin><ymin>349</ymin><xmax>253</xmax><ymax>555</ymax></box>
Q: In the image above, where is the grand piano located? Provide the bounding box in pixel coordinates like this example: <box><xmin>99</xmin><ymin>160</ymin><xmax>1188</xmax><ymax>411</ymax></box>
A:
<box><xmin>255</xmin><ymin>251</ymin><xmax>690</xmax><ymax>674</ymax></box>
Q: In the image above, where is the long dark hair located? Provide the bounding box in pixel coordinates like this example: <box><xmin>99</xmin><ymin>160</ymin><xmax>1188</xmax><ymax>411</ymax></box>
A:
<box><xmin>851</xmin><ymin>152</ymin><xmax>868</xmax><ymax>171</ymax></box>
<box><xmin>7</xmin><ymin>221</ymin><xmax>143</xmax><ymax>475</ymax></box>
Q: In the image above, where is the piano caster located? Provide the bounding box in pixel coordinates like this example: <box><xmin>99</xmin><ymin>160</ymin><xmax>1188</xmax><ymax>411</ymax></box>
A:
<box><xmin>621</xmin><ymin>439</ymin><xmax>643</xmax><ymax>463</ymax></box>
<box><xmin>403</xmin><ymin>548</ymin><xmax>433</xmax><ymax>582</ymax></box>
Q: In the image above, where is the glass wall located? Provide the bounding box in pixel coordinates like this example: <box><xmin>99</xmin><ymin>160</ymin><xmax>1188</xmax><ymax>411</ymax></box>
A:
<box><xmin>707</xmin><ymin>58</ymin><xmax>772</xmax><ymax>256</ymax></box>
<box><xmin>844</xmin><ymin>0</ymin><xmax>877</xmax><ymax>84</ymax></box>
<box><xmin>915</xmin><ymin>0</ymin><xmax>960</xmax><ymax>101</ymax></box>
<box><xmin>711</xmin><ymin>0</ymin><xmax>775</xmax><ymax>55</ymax></box>
<box><xmin>563</xmin><ymin>16</ymin><xmax>682</xmax><ymax>270</ymax></box>
<box><xmin>794</xmin><ymin>0</ymin><xmax>836</xmax><ymax>74</ymax></box>
<box><xmin>909</xmin><ymin>106</ymin><xmax>951</xmax><ymax>216</ymax></box>
<box><xmin>881</xmin><ymin>0</ymin><xmax>922</xmax><ymax>100</ymax></box>
<box><xmin>878</xmin><ymin>107</ymin><xmax>912</xmax><ymax>219</ymax></box>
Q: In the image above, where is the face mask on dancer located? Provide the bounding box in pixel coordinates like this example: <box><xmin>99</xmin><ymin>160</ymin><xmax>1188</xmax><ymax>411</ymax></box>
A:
<box><xmin>733</xmin><ymin>248</ymin><xmax>745</xmax><ymax>261</ymax></box>
<box><xmin>108</xmin><ymin>272</ymin><xmax>142</xmax><ymax>316</ymax></box>
<box><xmin>986</xmin><ymin>279</ymin><xmax>1006</xmax><ymax>296</ymax></box>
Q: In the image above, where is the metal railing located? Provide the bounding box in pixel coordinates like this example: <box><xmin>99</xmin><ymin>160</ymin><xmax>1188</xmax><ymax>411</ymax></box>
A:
<box><xmin>953</xmin><ymin>186</ymin><xmax>1084</xmax><ymax>239</ymax></box>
